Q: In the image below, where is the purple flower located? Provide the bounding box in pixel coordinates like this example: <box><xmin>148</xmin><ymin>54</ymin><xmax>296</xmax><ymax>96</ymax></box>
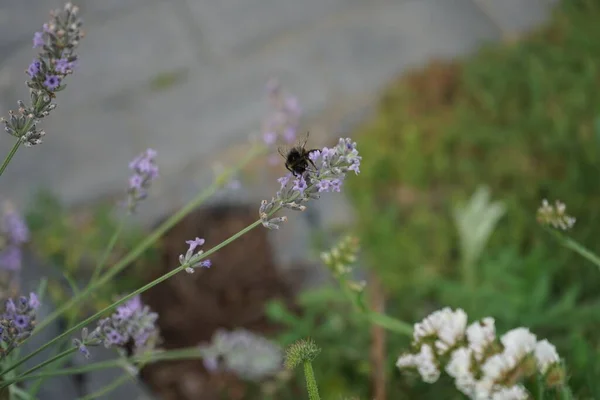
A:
<box><xmin>0</xmin><ymin>247</ymin><xmax>22</xmax><ymax>272</ymax></box>
<box><xmin>115</xmin><ymin>296</ymin><xmax>142</xmax><ymax>320</ymax></box>
<box><xmin>349</xmin><ymin>162</ymin><xmax>360</xmax><ymax>174</ymax></box>
<box><xmin>127</xmin><ymin>148</ymin><xmax>159</xmax><ymax>212</ymax></box>
<box><xmin>43</xmin><ymin>74</ymin><xmax>61</xmax><ymax>90</ymax></box>
<box><xmin>78</xmin><ymin>295</ymin><xmax>160</xmax><ymax>358</ymax></box>
<box><xmin>13</xmin><ymin>315</ymin><xmax>29</xmax><ymax>330</ymax></box>
<box><xmin>260</xmin><ymin>137</ymin><xmax>361</xmax><ymax>229</ymax></box>
<box><xmin>262</xmin><ymin>80</ymin><xmax>301</xmax><ymax>148</ymax></box>
<box><xmin>277</xmin><ymin>174</ymin><xmax>291</xmax><ymax>188</ymax></box>
<box><xmin>203</xmin><ymin>355</ymin><xmax>219</xmax><ymax>371</ymax></box>
<box><xmin>180</xmin><ymin>237</ymin><xmax>211</xmax><ymax>273</ymax></box>
<box><xmin>309</xmin><ymin>150</ymin><xmax>321</xmax><ymax>162</ymax></box>
<box><xmin>317</xmin><ymin>180</ymin><xmax>331</xmax><ymax>192</ymax></box>
<box><xmin>27</xmin><ymin>60</ymin><xmax>42</xmax><ymax>78</ymax></box>
<box><xmin>293</xmin><ymin>176</ymin><xmax>307</xmax><ymax>193</ymax></box>
<box><xmin>330</xmin><ymin>178</ymin><xmax>342</xmax><ymax>192</ymax></box>
<box><xmin>263</xmin><ymin>131</ymin><xmax>277</xmax><ymax>146</ymax></box>
<box><xmin>75</xmin><ymin>341</ymin><xmax>91</xmax><ymax>359</ymax></box>
<box><xmin>1</xmin><ymin>293</ymin><xmax>40</xmax><ymax>357</ymax></box>
<box><xmin>185</xmin><ymin>237</ymin><xmax>205</xmax><ymax>253</ymax></box>
<box><xmin>28</xmin><ymin>293</ymin><xmax>40</xmax><ymax>309</ymax></box>
<box><xmin>106</xmin><ymin>329</ymin><xmax>125</xmax><ymax>345</ymax></box>
<box><xmin>283</xmin><ymin>127</ymin><xmax>296</xmax><ymax>144</ymax></box>
<box><xmin>321</xmin><ymin>147</ymin><xmax>336</xmax><ymax>160</ymax></box>
<box><xmin>55</xmin><ymin>58</ymin><xmax>74</xmax><ymax>74</ymax></box>
<box><xmin>33</xmin><ymin>32</ymin><xmax>45</xmax><ymax>48</ymax></box>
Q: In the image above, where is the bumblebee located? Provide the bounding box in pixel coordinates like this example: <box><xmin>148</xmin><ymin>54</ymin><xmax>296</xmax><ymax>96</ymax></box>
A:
<box><xmin>278</xmin><ymin>131</ymin><xmax>319</xmax><ymax>177</ymax></box>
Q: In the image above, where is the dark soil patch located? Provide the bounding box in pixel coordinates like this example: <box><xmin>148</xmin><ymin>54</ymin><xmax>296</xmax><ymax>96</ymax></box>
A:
<box><xmin>139</xmin><ymin>203</ymin><xmax>302</xmax><ymax>400</ymax></box>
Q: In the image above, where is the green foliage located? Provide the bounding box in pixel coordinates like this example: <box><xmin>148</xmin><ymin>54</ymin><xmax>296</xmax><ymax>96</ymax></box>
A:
<box><xmin>267</xmin><ymin>288</ymin><xmax>379</xmax><ymax>399</ymax></box>
<box><xmin>335</xmin><ymin>0</ymin><xmax>600</xmax><ymax>398</ymax></box>
<box><xmin>24</xmin><ymin>189</ymin><xmax>158</xmax><ymax>321</ymax></box>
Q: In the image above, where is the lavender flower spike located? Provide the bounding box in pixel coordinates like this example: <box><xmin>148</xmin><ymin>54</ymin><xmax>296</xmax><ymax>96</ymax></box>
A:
<box><xmin>126</xmin><ymin>148</ymin><xmax>159</xmax><ymax>213</ymax></box>
<box><xmin>0</xmin><ymin>202</ymin><xmax>30</xmax><ymax>272</ymax></box>
<box><xmin>1</xmin><ymin>3</ymin><xmax>84</xmax><ymax>147</ymax></box>
<box><xmin>0</xmin><ymin>293</ymin><xmax>41</xmax><ymax>359</ymax></box>
<box><xmin>259</xmin><ymin>137</ymin><xmax>361</xmax><ymax>229</ymax></box>
<box><xmin>179</xmin><ymin>237</ymin><xmax>212</xmax><ymax>273</ymax></box>
<box><xmin>74</xmin><ymin>295</ymin><xmax>161</xmax><ymax>359</ymax></box>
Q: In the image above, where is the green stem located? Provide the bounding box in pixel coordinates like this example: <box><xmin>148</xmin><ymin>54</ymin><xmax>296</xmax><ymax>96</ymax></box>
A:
<box><xmin>547</xmin><ymin>228</ymin><xmax>600</xmax><ymax>271</ymax></box>
<box><xmin>367</xmin><ymin>311</ymin><xmax>413</xmax><ymax>337</ymax></box>
<box><xmin>78</xmin><ymin>373</ymin><xmax>132</xmax><ymax>400</ymax></box>
<box><xmin>89</xmin><ymin>220</ymin><xmax>125</xmax><ymax>284</ymax></box>
<box><xmin>3</xmin><ymin>348</ymin><xmax>202</xmax><ymax>385</ymax></box>
<box><xmin>33</xmin><ymin>144</ymin><xmax>265</xmax><ymax>335</ymax></box>
<box><xmin>303</xmin><ymin>361</ymin><xmax>320</xmax><ymax>400</ymax></box>
<box><xmin>28</xmin><ymin>306</ymin><xmax>80</xmax><ymax>396</ymax></box>
<box><xmin>3</xmin><ymin>348</ymin><xmax>77</xmax><ymax>388</ymax></box>
<box><xmin>0</xmin><ymin>140</ymin><xmax>21</xmax><ymax>177</ymax></box>
<box><xmin>1</xmin><ymin>218</ymin><xmax>264</xmax><ymax>379</ymax></box>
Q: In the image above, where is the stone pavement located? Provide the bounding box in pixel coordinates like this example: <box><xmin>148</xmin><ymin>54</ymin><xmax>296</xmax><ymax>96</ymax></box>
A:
<box><xmin>0</xmin><ymin>0</ymin><xmax>557</xmax><ymax>398</ymax></box>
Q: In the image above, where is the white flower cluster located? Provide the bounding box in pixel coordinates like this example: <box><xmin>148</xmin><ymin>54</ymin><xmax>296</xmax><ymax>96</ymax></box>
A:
<box><xmin>396</xmin><ymin>308</ymin><xmax>563</xmax><ymax>399</ymax></box>
<box><xmin>536</xmin><ymin>199</ymin><xmax>575</xmax><ymax>230</ymax></box>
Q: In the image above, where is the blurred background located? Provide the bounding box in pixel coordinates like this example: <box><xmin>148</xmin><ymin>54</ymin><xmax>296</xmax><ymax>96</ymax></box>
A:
<box><xmin>5</xmin><ymin>0</ymin><xmax>600</xmax><ymax>399</ymax></box>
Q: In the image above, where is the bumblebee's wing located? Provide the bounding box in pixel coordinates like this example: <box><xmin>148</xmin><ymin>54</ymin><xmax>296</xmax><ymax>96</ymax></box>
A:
<box><xmin>277</xmin><ymin>144</ymin><xmax>289</xmax><ymax>159</ymax></box>
<box><xmin>296</xmin><ymin>131</ymin><xmax>310</xmax><ymax>149</ymax></box>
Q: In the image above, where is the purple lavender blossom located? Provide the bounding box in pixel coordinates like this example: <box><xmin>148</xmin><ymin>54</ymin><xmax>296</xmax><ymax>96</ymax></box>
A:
<box><xmin>74</xmin><ymin>295</ymin><xmax>161</xmax><ymax>359</ymax></box>
<box><xmin>55</xmin><ymin>58</ymin><xmax>73</xmax><ymax>74</ymax></box>
<box><xmin>179</xmin><ymin>237</ymin><xmax>212</xmax><ymax>273</ymax></box>
<box><xmin>262</xmin><ymin>79</ymin><xmax>301</xmax><ymax>146</ymax></box>
<box><xmin>259</xmin><ymin>137</ymin><xmax>361</xmax><ymax>229</ymax></box>
<box><xmin>32</xmin><ymin>32</ymin><xmax>45</xmax><ymax>48</ymax></box>
<box><xmin>292</xmin><ymin>176</ymin><xmax>307</xmax><ymax>193</ymax></box>
<box><xmin>126</xmin><ymin>148</ymin><xmax>159</xmax><ymax>213</ymax></box>
<box><xmin>0</xmin><ymin>293</ymin><xmax>41</xmax><ymax>359</ymax></box>
<box><xmin>2</xmin><ymin>3</ymin><xmax>83</xmax><ymax>147</ymax></box>
<box><xmin>0</xmin><ymin>204</ymin><xmax>29</xmax><ymax>272</ymax></box>
<box><xmin>43</xmin><ymin>74</ymin><xmax>60</xmax><ymax>90</ymax></box>
<box><xmin>27</xmin><ymin>60</ymin><xmax>42</xmax><ymax>78</ymax></box>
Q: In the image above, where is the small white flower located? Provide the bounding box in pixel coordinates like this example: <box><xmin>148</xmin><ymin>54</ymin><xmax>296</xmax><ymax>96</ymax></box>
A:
<box><xmin>396</xmin><ymin>345</ymin><xmax>440</xmax><ymax>383</ymax></box>
<box><xmin>466</xmin><ymin>317</ymin><xmax>496</xmax><ymax>361</ymax></box>
<box><xmin>413</xmin><ymin>308</ymin><xmax>467</xmax><ymax>355</ymax></box>
<box><xmin>534</xmin><ymin>339</ymin><xmax>560</xmax><ymax>374</ymax></box>
<box><xmin>481</xmin><ymin>353</ymin><xmax>517</xmax><ymax>386</ymax></box>
<box><xmin>396</xmin><ymin>353</ymin><xmax>416</xmax><ymax>369</ymax></box>
<box><xmin>415</xmin><ymin>344</ymin><xmax>440</xmax><ymax>383</ymax></box>
<box><xmin>500</xmin><ymin>328</ymin><xmax>537</xmax><ymax>360</ymax></box>
<box><xmin>490</xmin><ymin>385</ymin><xmax>529</xmax><ymax>400</ymax></box>
<box><xmin>446</xmin><ymin>347</ymin><xmax>476</xmax><ymax>397</ymax></box>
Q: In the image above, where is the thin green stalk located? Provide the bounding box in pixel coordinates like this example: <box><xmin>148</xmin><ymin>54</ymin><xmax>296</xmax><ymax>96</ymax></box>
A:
<box><xmin>303</xmin><ymin>361</ymin><xmax>320</xmax><ymax>400</ymax></box>
<box><xmin>78</xmin><ymin>373</ymin><xmax>133</xmax><ymax>400</ymax></box>
<box><xmin>1</xmin><ymin>218</ymin><xmax>265</xmax><ymax>378</ymax></box>
<box><xmin>34</xmin><ymin>144</ymin><xmax>266</xmax><ymax>335</ymax></box>
<box><xmin>3</xmin><ymin>348</ymin><xmax>202</xmax><ymax>385</ymax></box>
<box><xmin>28</xmin><ymin>305</ymin><xmax>80</xmax><ymax>396</ymax></box>
<box><xmin>367</xmin><ymin>311</ymin><xmax>413</xmax><ymax>337</ymax></box>
<box><xmin>2</xmin><ymin>347</ymin><xmax>78</xmax><ymax>388</ymax></box>
<box><xmin>89</xmin><ymin>220</ymin><xmax>125</xmax><ymax>284</ymax></box>
<box><xmin>547</xmin><ymin>228</ymin><xmax>600</xmax><ymax>271</ymax></box>
<box><xmin>9</xmin><ymin>385</ymin><xmax>34</xmax><ymax>400</ymax></box>
<box><xmin>0</xmin><ymin>140</ymin><xmax>21</xmax><ymax>177</ymax></box>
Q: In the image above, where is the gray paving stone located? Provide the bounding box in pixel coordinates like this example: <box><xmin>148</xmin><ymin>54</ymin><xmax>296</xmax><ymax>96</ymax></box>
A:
<box><xmin>0</xmin><ymin>0</ymin><xmax>64</xmax><ymax>54</ymax></box>
<box><xmin>472</xmin><ymin>0</ymin><xmax>557</xmax><ymax>36</ymax></box>
<box><xmin>299</xmin><ymin>0</ymin><xmax>502</xmax><ymax>98</ymax></box>
<box><xmin>182</xmin><ymin>0</ymin><xmax>367</xmax><ymax>60</ymax></box>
